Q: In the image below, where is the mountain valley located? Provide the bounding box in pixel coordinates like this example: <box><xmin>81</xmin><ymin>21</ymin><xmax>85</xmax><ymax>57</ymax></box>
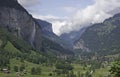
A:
<box><xmin>0</xmin><ymin>0</ymin><xmax>120</xmax><ymax>77</ymax></box>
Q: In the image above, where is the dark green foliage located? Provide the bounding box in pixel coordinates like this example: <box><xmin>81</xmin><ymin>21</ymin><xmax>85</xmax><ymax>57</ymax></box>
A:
<box><xmin>55</xmin><ymin>63</ymin><xmax>73</xmax><ymax>70</ymax></box>
<box><xmin>67</xmin><ymin>71</ymin><xmax>76</xmax><ymax>77</ymax></box>
<box><xmin>27</xmin><ymin>51</ymin><xmax>48</xmax><ymax>64</ymax></box>
<box><xmin>14</xmin><ymin>66</ymin><xmax>19</xmax><ymax>72</ymax></box>
<box><xmin>7</xmin><ymin>65</ymin><xmax>11</xmax><ymax>70</ymax></box>
<box><xmin>48</xmin><ymin>73</ymin><xmax>53</xmax><ymax>76</ymax></box>
<box><xmin>80</xmin><ymin>73</ymin><xmax>84</xmax><ymax>77</ymax></box>
<box><xmin>36</xmin><ymin>67</ymin><xmax>41</xmax><ymax>75</ymax></box>
<box><xmin>20</xmin><ymin>65</ymin><xmax>25</xmax><ymax>72</ymax></box>
<box><xmin>90</xmin><ymin>61</ymin><xmax>101</xmax><ymax>70</ymax></box>
<box><xmin>55</xmin><ymin>63</ymin><xmax>73</xmax><ymax>75</ymax></box>
<box><xmin>109</xmin><ymin>61</ymin><xmax>120</xmax><ymax>77</ymax></box>
<box><xmin>31</xmin><ymin>67</ymin><xmax>36</xmax><ymax>75</ymax></box>
<box><xmin>85</xmin><ymin>71</ymin><xmax>89</xmax><ymax>77</ymax></box>
<box><xmin>0</xmin><ymin>48</ymin><xmax>10</xmax><ymax>67</ymax></box>
<box><xmin>88</xmin><ymin>74</ymin><xmax>92</xmax><ymax>77</ymax></box>
<box><xmin>55</xmin><ymin>69</ymin><xmax>62</xmax><ymax>75</ymax></box>
<box><xmin>31</xmin><ymin>67</ymin><xmax>41</xmax><ymax>75</ymax></box>
<box><xmin>0</xmin><ymin>54</ymin><xmax>10</xmax><ymax>67</ymax></box>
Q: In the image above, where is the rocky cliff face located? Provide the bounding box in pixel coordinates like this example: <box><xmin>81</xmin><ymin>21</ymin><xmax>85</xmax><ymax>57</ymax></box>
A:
<box><xmin>0</xmin><ymin>0</ymin><xmax>42</xmax><ymax>50</ymax></box>
<box><xmin>36</xmin><ymin>19</ymin><xmax>53</xmax><ymax>33</ymax></box>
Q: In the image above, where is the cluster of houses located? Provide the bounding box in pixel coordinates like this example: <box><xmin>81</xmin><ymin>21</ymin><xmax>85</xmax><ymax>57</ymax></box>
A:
<box><xmin>1</xmin><ymin>68</ymin><xmax>27</xmax><ymax>77</ymax></box>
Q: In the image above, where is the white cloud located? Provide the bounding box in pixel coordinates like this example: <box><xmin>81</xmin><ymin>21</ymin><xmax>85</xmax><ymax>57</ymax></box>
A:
<box><xmin>62</xmin><ymin>6</ymin><xmax>77</xmax><ymax>13</ymax></box>
<box><xmin>18</xmin><ymin>0</ymin><xmax>120</xmax><ymax>36</ymax></box>
<box><xmin>52</xmin><ymin>21</ymin><xmax>67</xmax><ymax>35</ymax></box>
<box><xmin>59</xmin><ymin>0</ymin><xmax>120</xmax><ymax>35</ymax></box>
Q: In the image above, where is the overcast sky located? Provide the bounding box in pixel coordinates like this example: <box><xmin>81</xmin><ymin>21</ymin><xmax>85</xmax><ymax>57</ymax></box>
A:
<box><xmin>18</xmin><ymin>0</ymin><xmax>120</xmax><ymax>35</ymax></box>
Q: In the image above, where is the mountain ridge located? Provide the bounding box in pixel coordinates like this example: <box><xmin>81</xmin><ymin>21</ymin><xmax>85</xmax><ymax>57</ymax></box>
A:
<box><xmin>74</xmin><ymin>13</ymin><xmax>120</xmax><ymax>54</ymax></box>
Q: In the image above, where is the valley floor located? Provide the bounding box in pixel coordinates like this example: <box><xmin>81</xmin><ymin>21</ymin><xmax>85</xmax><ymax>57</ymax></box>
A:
<box><xmin>0</xmin><ymin>59</ymin><xmax>110</xmax><ymax>77</ymax></box>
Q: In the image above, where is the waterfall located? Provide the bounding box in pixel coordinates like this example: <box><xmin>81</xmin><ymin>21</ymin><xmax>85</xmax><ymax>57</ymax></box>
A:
<box><xmin>30</xmin><ymin>22</ymin><xmax>36</xmax><ymax>47</ymax></box>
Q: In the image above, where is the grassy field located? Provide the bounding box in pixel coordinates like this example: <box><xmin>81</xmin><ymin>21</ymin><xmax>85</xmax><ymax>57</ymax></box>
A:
<box><xmin>0</xmin><ymin>59</ymin><xmax>61</xmax><ymax>77</ymax></box>
<box><xmin>4</xmin><ymin>41</ymin><xmax>21</xmax><ymax>54</ymax></box>
<box><xmin>93</xmin><ymin>68</ymin><xmax>110</xmax><ymax>77</ymax></box>
<box><xmin>0</xmin><ymin>58</ymin><xmax>110</xmax><ymax>77</ymax></box>
<box><xmin>73</xmin><ymin>64</ymin><xmax>110</xmax><ymax>77</ymax></box>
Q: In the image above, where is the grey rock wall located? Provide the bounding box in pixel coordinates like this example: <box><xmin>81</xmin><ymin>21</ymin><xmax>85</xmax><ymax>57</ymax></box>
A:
<box><xmin>0</xmin><ymin>7</ymin><xmax>42</xmax><ymax>50</ymax></box>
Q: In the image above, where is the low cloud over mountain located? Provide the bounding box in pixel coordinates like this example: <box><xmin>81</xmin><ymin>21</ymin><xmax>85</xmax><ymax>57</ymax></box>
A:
<box><xmin>59</xmin><ymin>0</ymin><xmax>120</xmax><ymax>35</ymax></box>
<box><xmin>18</xmin><ymin>0</ymin><xmax>120</xmax><ymax>36</ymax></box>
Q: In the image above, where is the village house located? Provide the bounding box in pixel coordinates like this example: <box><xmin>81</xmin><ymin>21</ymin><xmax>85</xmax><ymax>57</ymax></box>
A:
<box><xmin>2</xmin><ymin>68</ymin><xmax>10</xmax><ymax>74</ymax></box>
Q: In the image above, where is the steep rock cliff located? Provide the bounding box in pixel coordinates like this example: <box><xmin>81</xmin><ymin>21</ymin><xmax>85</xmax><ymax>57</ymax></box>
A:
<box><xmin>0</xmin><ymin>0</ymin><xmax>42</xmax><ymax>50</ymax></box>
<box><xmin>36</xmin><ymin>19</ymin><xmax>53</xmax><ymax>33</ymax></box>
